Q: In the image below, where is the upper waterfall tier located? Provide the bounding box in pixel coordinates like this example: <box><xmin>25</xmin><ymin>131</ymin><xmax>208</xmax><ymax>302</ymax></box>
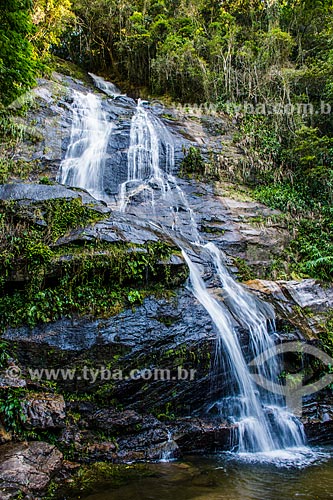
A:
<box><xmin>57</xmin><ymin>90</ymin><xmax>114</xmax><ymax>200</ymax></box>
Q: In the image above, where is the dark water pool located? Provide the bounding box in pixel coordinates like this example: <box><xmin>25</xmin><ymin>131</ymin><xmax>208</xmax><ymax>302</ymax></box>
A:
<box><xmin>82</xmin><ymin>447</ymin><xmax>333</xmax><ymax>500</ymax></box>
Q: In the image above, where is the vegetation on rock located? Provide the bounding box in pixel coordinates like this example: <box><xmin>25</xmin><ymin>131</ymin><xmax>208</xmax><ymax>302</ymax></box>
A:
<box><xmin>0</xmin><ymin>197</ymin><xmax>185</xmax><ymax>329</ymax></box>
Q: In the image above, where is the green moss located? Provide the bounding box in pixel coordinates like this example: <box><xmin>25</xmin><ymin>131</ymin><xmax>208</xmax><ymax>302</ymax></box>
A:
<box><xmin>0</xmin><ymin>159</ymin><xmax>40</xmax><ymax>183</ymax></box>
<box><xmin>51</xmin><ymin>57</ymin><xmax>92</xmax><ymax>84</ymax></box>
<box><xmin>39</xmin><ymin>176</ymin><xmax>54</xmax><ymax>185</ymax></box>
<box><xmin>43</xmin><ymin>198</ymin><xmax>103</xmax><ymax>241</ymax></box>
<box><xmin>215</xmin><ymin>181</ymin><xmax>255</xmax><ymax>202</ymax></box>
<box><xmin>161</xmin><ymin>113</ymin><xmax>177</xmax><ymax>121</ymax></box>
<box><xmin>156</xmin><ymin>315</ymin><xmax>178</xmax><ymax>326</ymax></box>
<box><xmin>233</xmin><ymin>257</ymin><xmax>255</xmax><ymax>282</ymax></box>
<box><xmin>179</xmin><ymin>146</ymin><xmax>206</xmax><ymax>178</ymax></box>
<box><xmin>156</xmin><ymin>401</ymin><xmax>176</xmax><ymax>421</ymax></box>
<box><xmin>200</xmin><ymin>225</ymin><xmax>225</xmax><ymax>235</ymax></box>
<box><xmin>0</xmin><ymin>199</ymin><xmax>187</xmax><ymax>329</ymax></box>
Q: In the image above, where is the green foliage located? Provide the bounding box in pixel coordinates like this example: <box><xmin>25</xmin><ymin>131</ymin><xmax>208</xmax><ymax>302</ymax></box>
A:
<box><xmin>0</xmin><ymin>111</ymin><xmax>29</xmax><ymax>142</ymax></box>
<box><xmin>254</xmin><ymin>183</ymin><xmax>311</xmax><ymax>214</ymax></box>
<box><xmin>318</xmin><ymin>311</ymin><xmax>333</xmax><ymax>357</ymax></box>
<box><xmin>288</xmin><ymin>212</ymin><xmax>333</xmax><ymax>281</ymax></box>
<box><xmin>180</xmin><ymin>146</ymin><xmax>205</xmax><ymax>177</ymax></box>
<box><xmin>0</xmin><ymin>388</ymin><xmax>26</xmax><ymax>434</ymax></box>
<box><xmin>0</xmin><ymin>0</ymin><xmax>38</xmax><ymax>105</ymax></box>
<box><xmin>39</xmin><ymin>176</ymin><xmax>54</xmax><ymax>185</ymax></box>
<box><xmin>30</xmin><ymin>0</ymin><xmax>74</xmax><ymax>58</ymax></box>
<box><xmin>54</xmin><ymin>0</ymin><xmax>330</xmax><ymax>106</ymax></box>
<box><xmin>233</xmin><ymin>257</ymin><xmax>255</xmax><ymax>282</ymax></box>
<box><xmin>0</xmin><ymin>198</ymin><xmax>184</xmax><ymax>329</ymax></box>
<box><xmin>127</xmin><ymin>289</ymin><xmax>143</xmax><ymax>304</ymax></box>
<box><xmin>255</xmin><ymin>182</ymin><xmax>333</xmax><ymax>281</ymax></box>
<box><xmin>156</xmin><ymin>401</ymin><xmax>175</xmax><ymax>421</ymax></box>
<box><xmin>43</xmin><ymin>197</ymin><xmax>102</xmax><ymax>241</ymax></box>
<box><xmin>0</xmin><ymin>340</ymin><xmax>11</xmax><ymax>369</ymax></box>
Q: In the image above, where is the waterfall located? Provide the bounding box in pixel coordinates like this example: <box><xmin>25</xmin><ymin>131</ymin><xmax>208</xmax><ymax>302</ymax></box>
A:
<box><xmin>118</xmin><ymin>97</ymin><xmax>307</xmax><ymax>458</ymax></box>
<box><xmin>118</xmin><ymin>99</ymin><xmax>174</xmax><ymax>211</ymax></box>
<box><xmin>57</xmin><ymin>90</ymin><xmax>114</xmax><ymax>200</ymax></box>
<box><xmin>159</xmin><ymin>430</ymin><xmax>179</xmax><ymax>462</ymax></box>
<box><xmin>119</xmin><ymin>100</ymin><xmax>201</xmax><ymax>242</ymax></box>
<box><xmin>88</xmin><ymin>73</ymin><xmax>122</xmax><ymax>97</ymax></box>
<box><xmin>183</xmin><ymin>246</ymin><xmax>305</xmax><ymax>454</ymax></box>
<box><xmin>59</xmin><ymin>78</ymin><xmax>308</xmax><ymax>460</ymax></box>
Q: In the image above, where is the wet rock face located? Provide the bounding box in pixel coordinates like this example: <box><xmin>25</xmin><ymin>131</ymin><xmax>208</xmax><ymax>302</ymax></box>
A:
<box><xmin>245</xmin><ymin>278</ymin><xmax>333</xmax><ymax>339</ymax></box>
<box><xmin>55</xmin><ymin>212</ymin><xmax>179</xmax><ymax>246</ymax></box>
<box><xmin>4</xmin><ymin>289</ymin><xmax>215</xmax><ymax>414</ymax></box>
<box><xmin>171</xmin><ymin>417</ymin><xmax>232</xmax><ymax>453</ymax></box>
<box><xmin>99</xmin><ymin>98</ymin><xmax>132</xmax><ymax>195</ymax></box>
<box><xmin>96</xmin><ymin>96</ymin><xmax>187</xmax><ymax>196</ymax></box>
<box><xmin>13</xmin><ymin>73</ymin><xmax>187</xmax><ymax>194</ymax></box>
<box><xmin>301</xmin><ymin>395</ymin><xmax>333</xmax><ymax>445</ymax></box>
<box><xmin>246</xmin><ymin>278</ymin><xmax>333</xmax><ymax>312</ymax></box>
<box><xmin>58</xmin><ymin>401</ymin><xmax>232</xmax><ymax>463</ymax></box>
<box><xmin>0</xmin><ymin>442</ymin><xmax>63</xmax><ymax>499</ymax></box>
<box><xmin>0</xmin><ymin>183</ymin><xmax>110</xmax><ymax>214</ymax></box>
<box><xmin>58</xmin><ymin>402</ymin><xmax>181</xmax><ymax>463</ymax></box>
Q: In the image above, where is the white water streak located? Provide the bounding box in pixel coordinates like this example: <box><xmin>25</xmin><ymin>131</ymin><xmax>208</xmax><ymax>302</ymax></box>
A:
<box><xmin>88</xmin><ymin>73</ymin><xmax>123</xmax><ymax>97</ymax></box>
<box><xmin>57</xmin><ymin>90</ymin><xmax>114</xmax><ymax>200</ymax></box>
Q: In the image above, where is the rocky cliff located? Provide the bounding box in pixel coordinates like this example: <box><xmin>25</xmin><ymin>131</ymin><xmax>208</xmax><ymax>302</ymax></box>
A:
<box><xmin>0</xmin><ymin>70</ymin><xmax>333</xmax><ymax>499</ymax></box>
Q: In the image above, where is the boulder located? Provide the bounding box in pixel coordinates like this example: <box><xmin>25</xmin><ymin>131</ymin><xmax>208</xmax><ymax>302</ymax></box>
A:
<box><xmin>301</xmin><ymin>395</ymin><xmax>333</xmax><ymax>444</ymax></box>
<box><xmin>0</xmin><ymin>442</ymin><xmax>62</xmax><ymax>499</ymax></box>
<box><xmin>21</xmin><ymin>393</ymin><xmax>66</xmax><ymax>430</ymax></box>
<box><xmin>245</xmin><ymin>278</ymin><xmax>333</xmax><ymax>339</ymax></box>
<box><xmin>0</xmin><ymin>183</ymin><xmax>110</xmax><ymax>214</ymax></box>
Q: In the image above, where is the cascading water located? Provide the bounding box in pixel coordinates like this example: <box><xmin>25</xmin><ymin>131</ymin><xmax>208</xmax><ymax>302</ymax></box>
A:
<box><xmin>59</xmin><ymin>76</ymin><xmax>310</xmax><ymax>462</ymax></box>
<box><xmin>88</xmin><ymin>73</ymin><xmax>123</xmax><ymax>97</ymax></box>
<box><xmin>118</xmin><ymin>99</ymin><xmax>173</xmax><ymax>212</ymax></box>
<box><xmin>57</xmin><ymin>90</ymin><xmax>114</xmax><ymax>201</ymax></box>
<box><xmin>117</xmin><ymin>94</ymin><xmax>307</xmax><ymax>459</ymax></box>
<box><xmin>183</xmin><ymin>245</ymin><xmax>306</xmax><ymax>455</ymax></box>
<box><xmin>159</xmin><ymin>430</ymin><xmax>179</xmax><ymax>462</ymax></box>
<box><xmin>119</xmin><ymin>100</ymin><xmax>201</xmax><ymax>242</ymax></box>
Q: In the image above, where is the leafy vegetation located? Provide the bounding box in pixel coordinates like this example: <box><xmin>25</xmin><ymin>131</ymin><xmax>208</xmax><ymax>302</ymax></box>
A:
<box><xmin>180</xmin><ymin>146</ymin><xmax>206</xmax><ymax>178</ymax></box>
<box><xmin>0</xmin><ymin>198</ymin><xmax>186</xmax><ymax>329</ymax></box>
<box><xmin>0</xmin><ymin>0</ymin><xmax>74</xmax><ymax>106</ymax></box>
<box><xmin>0</xmin><ymin>388</ymin><xmax>27</xmax><ymax>434</ymax></box>
<box><xmin>0</xmin><ymin>0</ymin><xmax>37</xmax><ymax>106</ymax></box>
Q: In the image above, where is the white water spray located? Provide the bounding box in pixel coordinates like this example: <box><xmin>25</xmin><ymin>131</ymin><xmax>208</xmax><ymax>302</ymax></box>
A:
<box><xmin>183</xmin><ymin>245</ymin><xmax>305</xmax><ymax>454</ymax></box>
<box><xmin>57</xmin><ymin>90</ymin><xmax>114</xmax><ymax>200</ymax></box>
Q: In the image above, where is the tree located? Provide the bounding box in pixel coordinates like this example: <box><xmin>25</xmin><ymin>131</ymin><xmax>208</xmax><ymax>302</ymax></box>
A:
<box><xmin>29</xmin><ymin>0</ymin><xmax>74</xmax><ymax>58</ymax></box>
<box><xmin>0</xmin><ymin>0</ymin><xmax>37</xmax><ymax>105</ymax></box>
